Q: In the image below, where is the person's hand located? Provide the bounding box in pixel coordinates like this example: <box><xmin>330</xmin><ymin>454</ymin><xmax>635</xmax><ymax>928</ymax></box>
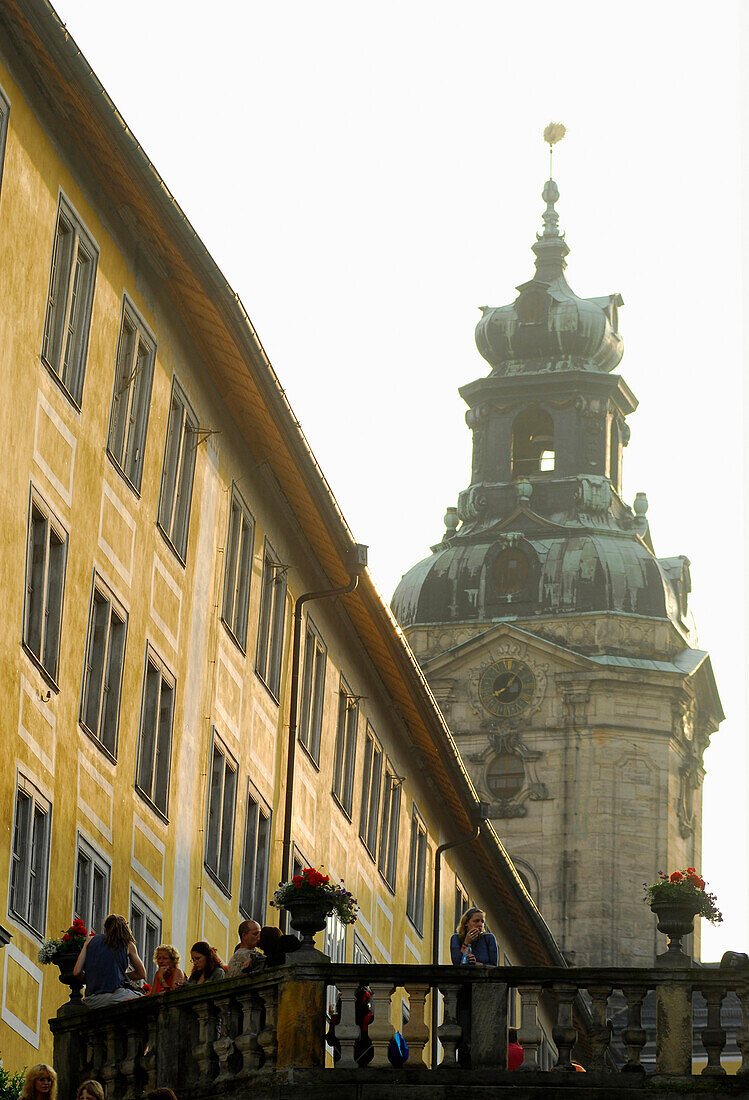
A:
<box><xmin>465</xmin><ymin>951</ymin><xmax>476</xmax><ymax>965</ymax></box>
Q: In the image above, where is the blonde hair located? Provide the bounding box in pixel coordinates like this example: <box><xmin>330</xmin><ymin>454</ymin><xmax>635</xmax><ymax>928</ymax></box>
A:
<box><xmin>456</xmin><ymin>907</ymin><xmax>485</xmax><ymax>942</ymax></box>
<box><xmin>153</xmin><ymin>943</ymin><xmax>180</xmax><ymax>966</ymax></box>
<box><xmin>22</xmin><ymin>1065</ymin><xmax>57</xmax><ymax>1100</ymax></box>
<box><xmin>75</xmin><ymin>1082</ymin><xmax>104</xmax><ymax>1100</ymax></box>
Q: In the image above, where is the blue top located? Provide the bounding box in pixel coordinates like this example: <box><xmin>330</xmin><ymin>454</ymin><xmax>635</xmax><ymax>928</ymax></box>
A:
<box><xmin>84</xmin><ymin>933</ymin><xmax>128</xmax><ymax>995</ymax></box>
<box><xmin>450</xmin><ymin>931</ymin><xmax>498</xmax><ymax>967</ymax></box>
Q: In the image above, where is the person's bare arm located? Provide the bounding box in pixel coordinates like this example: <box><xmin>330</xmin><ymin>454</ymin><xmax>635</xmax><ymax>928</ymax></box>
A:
<box><xmin>73</xmin><ymin>940</ymin><xmax>88</xmax><ymax>977</ymax></box>
<box><xmin>126</xmin><ymin>941</ymin><xmax>147</xmax><ymax>981</ymax></box>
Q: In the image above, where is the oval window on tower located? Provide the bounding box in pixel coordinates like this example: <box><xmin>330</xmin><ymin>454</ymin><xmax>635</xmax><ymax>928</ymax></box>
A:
<box><xmin>487</xmin><ymin>754</ymin><xmax>525</xmax><ymax>799</ymax></box>
<box><xmin>494</xmin><ymin>547</ymin><xmax>530</xmax><ymax>595</ymax></box>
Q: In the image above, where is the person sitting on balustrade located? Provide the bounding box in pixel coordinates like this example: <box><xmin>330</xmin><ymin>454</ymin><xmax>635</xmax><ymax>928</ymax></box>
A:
<box><xmin>227</xmin><ymin>920</ymin><xmax>264</xmax><ymax>976</ymax></box>
<box><xmin>186</xmin><ymin>941</ymin><xmax>226</xmax><ymax>983</ymax></box>
<box><xmin>149</xmin><ymin>944</ymin><xmax>186</xmax><ymax>993</ymax></box>
<box><xmin>73</xmin><ymin>914</ymin><xmax>147</xmax><ymax>1008</ymax></box>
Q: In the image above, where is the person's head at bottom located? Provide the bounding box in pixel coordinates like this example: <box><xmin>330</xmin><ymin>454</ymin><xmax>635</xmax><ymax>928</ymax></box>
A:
<box><xmin>76</xmin><ymin>1082</ymin><xmax>104</xmax><ymax>1100</ymax></box>
<box><xmin>145</xmin><ymin>1090</ymin><xmax>178</xmax><ymax>1100</ymax></box>
<box><xmin>22</xmin><ymin>1065</ymin><xmax>57</xmax><ymax>1100</ymax></box>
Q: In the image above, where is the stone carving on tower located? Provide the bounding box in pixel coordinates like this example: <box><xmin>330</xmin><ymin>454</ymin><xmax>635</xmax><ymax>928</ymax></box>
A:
<box><xmin>392</xmin><ymin>140</ymin><xmax>724</xmax><ymax>967</ymax></box>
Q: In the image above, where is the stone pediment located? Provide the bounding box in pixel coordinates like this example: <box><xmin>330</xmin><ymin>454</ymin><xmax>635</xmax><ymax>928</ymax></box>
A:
<box><xmin>421</xmin><ymin>620</ymin><xmax>593</xmax><ymax>678</ymax></box>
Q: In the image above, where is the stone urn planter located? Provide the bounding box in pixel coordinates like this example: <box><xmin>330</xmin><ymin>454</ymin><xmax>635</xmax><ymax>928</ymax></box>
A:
<box><xmin>53</xmin><ymin>947</ymin><xmax>85</xmax><ymax>1012</ymax></box>
<box><xmin>282</xmin><ymin>897</ymin><xmax>330</xmax><ymax>956</ymax></box>
<box><xmin>651</xmin><ymin>898</ymin><xmax>700</xmax><ymax>966</ymax></box>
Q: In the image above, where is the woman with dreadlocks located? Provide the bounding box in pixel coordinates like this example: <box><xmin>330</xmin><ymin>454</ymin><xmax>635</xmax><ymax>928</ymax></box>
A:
<box><xmin>73</xmin><ymin>913</ymin><xmax>147</xmax><ymax>1008</ymax></box>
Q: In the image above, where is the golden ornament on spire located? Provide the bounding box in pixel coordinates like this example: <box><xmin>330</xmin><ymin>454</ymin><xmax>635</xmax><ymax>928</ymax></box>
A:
<box><xmin>543</xmin><ymin>122</ymin><xmax>566</xmax><ymax>177</ymax></box>
<box><xmin>543</xmin><ymin>122</ymin><xmax>567</xmax><ymax>145</ymax></box>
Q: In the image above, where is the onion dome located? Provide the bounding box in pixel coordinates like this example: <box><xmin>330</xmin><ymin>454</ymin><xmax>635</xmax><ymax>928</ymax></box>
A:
<box><xmin>475</xmin><ymin>179</ymin><xmax>624</xmax><ymax>376</ymax></box>
<box><xmin>392</xmin><ymin>534</ymin><xmax>688</xmax><ymax>631</ymax></box>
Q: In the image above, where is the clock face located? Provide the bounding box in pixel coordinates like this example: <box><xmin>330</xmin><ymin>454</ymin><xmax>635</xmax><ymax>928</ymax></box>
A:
<box><xmin>478</xmin><ymin>658</ymin><xmax>535</xmax><ymax>718</ymax></box>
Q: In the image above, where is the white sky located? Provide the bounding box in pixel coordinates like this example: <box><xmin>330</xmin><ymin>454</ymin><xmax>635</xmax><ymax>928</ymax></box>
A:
<box><xmin>50</xmin><ymin>0</ymin><xmax>746</xmax><ymax>960</ymax></box>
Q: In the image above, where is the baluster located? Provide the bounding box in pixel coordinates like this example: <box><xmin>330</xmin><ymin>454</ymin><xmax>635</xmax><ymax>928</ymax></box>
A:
<box><xmin>334</xmin><ymin>982</ymin><xmax>360</xmax><ymax>1069</ymax></box>
<box><xmin>139</xmin><ymin>1002</ymin><xmax>160</xmax><ymax>1094</ymax></box>
<box><xmin>120</xmin><ymin>1018</ymin><xmax>147</xmax><ymax>1100</ymax></box>
<box><xmin>99</xmin><ymin>1022</ymin><xmax>120</xmax><ymax>1100</ymax></box>
<box><xmin>213</xmin><ymin>992</ymin><xmax>237</xmax><ymax>1081</ymax></box>
<box><xmin>517</xmin><ymin>985</ymin><xmax>542</xmax><ymax>1071</ymax></box>
<box><xmin>88</xmin><ymin>1023</ymin><xmax>106</xmax><ymax>1082</ymax></box>
<box><xmin>192</xmin><ymin>1000</ymin><xmax>218</xmax><ymax>1083</ymax></box>
<box><xmin>436</xmin><ymin>984</ymin><xmax>460</xmax><ymax>1067</ymax></box>
<box><xmin>736</xmin><ymin>982</ymin><xmax>749</xmax><ymax>1077</ymax></box>
<box><xmin>551</xmin><ymin>984</ymin><xmax>578</xmax><ymax>1071</ymax></box>
<box><xmin>586</xmin><ymin>984</ymin><xmax>613</xmax><ymax>1070</ymax></box>
<box><xmin>368</xmin><ymin>982</ymin><xmax>395</xmax><ymax>1066</ymax></box>
<box><xmin>620</xmin><ymin>984</ymin><xmax>648</xmax><ymax>1073</ymax></box>
<box><xmin>701</xmin><ymin>987</ymin><xmax>727</xmax><ymax>1076</ymax></box>
<box><xmin>257</xmin><ymin>984</ymin><xmax>278</xmax><ymax>1069</ymax></box>
<box><xmin>234</xmin><ymin>988</ymin><xmax>263</xmax><ymax>1074</ymax></box>
<box><xmin>402</xmin><ymin>983</ymin><xmax>429</xmax><ymax>1068</ymax></box>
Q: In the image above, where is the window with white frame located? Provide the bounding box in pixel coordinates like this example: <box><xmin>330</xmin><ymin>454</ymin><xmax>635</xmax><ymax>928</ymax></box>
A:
<box><xmin>74</xmin><ymin>835</ymin><xmax>110</xmax><ymax>935</ymax></box>
<box><xmin>130</xmin><ymin>891</ymin><xmax>162</xmax><ymax>983</ymax></box>
<box><xmin>157</xmin><ymin>379</ymin><xmax>198</xmax><ymax>561</ymax></box>
<box><xmin>107</xmin><ymin>298</ymin><xmax>156</xmax><ymax>492</ymax></box>
<box><xmin>324</xmin><ymin>910</ymin><xmax>347</xmax><ymax>963</ymax></box>
<box><xmin>332</xmin><ymin>680</ymin><xmax>357</xmax><ymax>816</ymax></box>
<box><xmin>9</xmin><ymin>776</ymin><xmax>51</xmax><ymax>935</ymax></box>
<box><xmin>352</xmin><ymin>933</ymin><xmax>371</xmax><ymax>965</ymax></box>
<box><xmin>204</xmin><ymin>733</ymin><xmax>238</xmax><ymax>892</ymax></box>
<box><xmin>298</xmin><ymin>619</ymin><xmax>326</xmax><ymax>764</ymax></box>
<box><xmin>454</xmin><ymin>877</ymin><xmax>469</xmax><ymax>936</ymax></box>
<box><xmin>80</xmin><ymin>576</ymin><xmax>127</xmax><ymax>757</ymax></box>
<box><xmin>221</xmin><ymin>486</ymin><xmax>254</xmax><ymax>651</ymax></box>
<box><xmin>377</xmin><ymin>765</ymin><xmax>401</xmax><ymax>891</ymax></box>
<box><xmin>135</xmin><ymin>648</ymin><xmax>175</xmax><ymax>817</ymax></box>
<box><xmin>23</xmin><ymin>490</ymin><xmax>67</xmax><ymax>683</ymax></box>
<box><xmin>255</xmin><ymin>542</ymin><xmax>286</xmax><ymax>698</ymax></box>
<box><xmin>358</xmin><ymin>724</ymin><xmax>382</xmax><ymax>856</ymax></box>
<box><xmin>41</xmin><ymin>194</ymin><xmax>98</xmax><ymax>405</ymax></box>
<box><xmin>0</xmin><ymin>83</ymin><xmax>9</xmax><ymax>201</ymax></box>
<box><xmin>406</xmin><ymin>805</ymin><xmax>428</xmax><ymax>934</ymax></box>
<box><xmin>240</xmin><ymin>788</ymin><xmax>271</xmax><ymax>922</ymax></box>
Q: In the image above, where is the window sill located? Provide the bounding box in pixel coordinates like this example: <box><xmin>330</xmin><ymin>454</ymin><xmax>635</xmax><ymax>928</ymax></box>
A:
<box><xmin>204</xmin><ymin>865</ymin><xmax>232</xmax><ymax>900</ymax></box>
<box><xmin>6</xmin><ymin>910</ymin><xmax>45</xmax><ymax>944</ymax></box>
<box><xmin>331</xmin><ymin>793</ymin><xmax>352</xmax><ymax>823</ymax></box>
<box><xmin>359</xmin><ymin>836</ymin><xmax>376</xmax><ymax>864</ymax></box>
<box><xmin>21</xmin><ymin>643</ymin><xmax>60</xmax><ymax>694</ymax></box>
<box><xmin>134</xmin><ymin>785</ymin><xmax>169</xmax><ymax>825</ymax></box>
<box><xmin>40</xmin><ymin>355</ymin><xmax>83</xmax><ymax>412</ymax></box>
<box><xmin>406</xmin><ymin>913</ymin><xmax>424</xmax><ymax>939</ymax></box>
<box><xmin>105</xmin><ymin>449</ymin><xmax>143</xmax><ymax>499</ymax></box>
<box><xmin>157</xmin><ymin>522</ymin><xmax>187</xmax><ymax>568</ymax></box>
<box><xmin>377</xmin><ymin>869</ymin><xmax>396</xmax><ymax>897</ymax></box>
<box><xmin>254</xmin><ymin>670</ymin><xmax>280</xmax><ymax>706</ymax></box>
<box><xmin>298</xmin><ymin>740</ymin><xmax>320</xmax><ymax>771</ymax></box>
<box><xmin>220</xmin><ymin>618</ymin><xmax>248</xmax><ymax>657</ymax></box>
<box><xmin>79</xmin><ymin>722</ymin><xmax>118</xmax><ymax>766</ymax></box>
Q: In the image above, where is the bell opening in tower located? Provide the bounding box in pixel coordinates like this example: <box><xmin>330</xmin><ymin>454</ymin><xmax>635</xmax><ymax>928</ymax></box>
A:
<box><xmin>511</xmin><ymin>407</ymin><xmax>555</xmax><ymax>478</ymax></box>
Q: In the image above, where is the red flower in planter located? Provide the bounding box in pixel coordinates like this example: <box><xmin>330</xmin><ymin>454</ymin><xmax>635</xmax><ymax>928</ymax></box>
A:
<box><xmin>670</xmin><ymin>872</ymin><xmax>683</xmax><ymax>883</ymax></box>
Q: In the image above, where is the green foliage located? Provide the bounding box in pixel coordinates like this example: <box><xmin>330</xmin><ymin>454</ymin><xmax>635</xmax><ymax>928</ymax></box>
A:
<box><xmin>0</xmin><ymin>1066</ymin><xmax>26</xmax><ymax>1100</ymax></box>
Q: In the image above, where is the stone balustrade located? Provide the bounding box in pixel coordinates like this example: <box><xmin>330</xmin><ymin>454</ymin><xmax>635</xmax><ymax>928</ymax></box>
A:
<box><xmin>49</xmin><ymin>961</ymin><xmax>749</xmax><ymax>1099</ymax></box>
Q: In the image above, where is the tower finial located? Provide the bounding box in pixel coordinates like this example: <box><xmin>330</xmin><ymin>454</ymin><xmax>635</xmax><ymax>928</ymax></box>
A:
<box><xmin>543</xmin><ymin>121</ymin><xmax>566</xmax><ymax>178</ymax></box>
<box><xmin>540</xmin><ymin>122</ymin><xmax>567</xmax><ymax>240</ymax></box>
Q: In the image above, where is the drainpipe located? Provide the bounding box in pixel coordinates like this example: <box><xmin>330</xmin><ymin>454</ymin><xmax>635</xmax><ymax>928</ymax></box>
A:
<box><xmin>280</xmin><ymin>544</ymin><xmax>368</xmax><ymax>899</ymax></box>
<box><xmin>430</xmin><ymin>803</ymin><xmax>489</xmax><ymax>1066</ymax></box>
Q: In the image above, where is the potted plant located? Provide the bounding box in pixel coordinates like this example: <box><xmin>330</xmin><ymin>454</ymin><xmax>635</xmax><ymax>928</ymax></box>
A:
<box><xmin>38</xmin><ymin>918</ymin><xmax>90</xmax><ymax>1008</ymax></box>
<box><xmin>271</xmin><ymin>867</ymin><xmax>357</xmax><ymax>953</ymax></box>
<box><xmin>644</xmin><ymin>868</ymin><xmax>722</xmax><ymax>964</ymax></box>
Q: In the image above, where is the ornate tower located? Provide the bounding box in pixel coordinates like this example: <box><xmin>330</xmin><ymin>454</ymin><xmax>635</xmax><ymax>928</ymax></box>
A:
<box><xmin>392</xmin><ymin>173</ymin><xmax>723</xmax><ymax>966</ymax></box>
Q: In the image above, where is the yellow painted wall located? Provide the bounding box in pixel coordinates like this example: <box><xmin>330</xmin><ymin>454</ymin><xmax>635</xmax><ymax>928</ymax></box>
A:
<box><xmin>0</xmin><ymin>43</ymin><xmax>540</xmax><ymax>1070</ymax></box>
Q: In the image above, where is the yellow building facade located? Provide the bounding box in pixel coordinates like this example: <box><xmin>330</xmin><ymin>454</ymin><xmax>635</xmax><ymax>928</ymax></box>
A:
<box><xmin>0</xmin><ymin>0</ymin><xmax>563</xmax><ymax>1069</ymax></box>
